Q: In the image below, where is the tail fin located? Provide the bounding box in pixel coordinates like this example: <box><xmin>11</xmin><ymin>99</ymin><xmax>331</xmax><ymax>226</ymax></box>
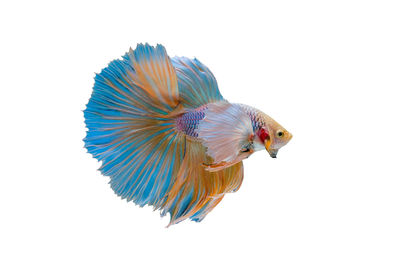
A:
<box><xmin>84</xmin><ymin>44</ymin><xmax>244</xmax><ymax>225</ymax></box>
<box><xmin>84</xmin><ymin>44</ymin><xmax>185</xmax><ymax>208</ymax></box>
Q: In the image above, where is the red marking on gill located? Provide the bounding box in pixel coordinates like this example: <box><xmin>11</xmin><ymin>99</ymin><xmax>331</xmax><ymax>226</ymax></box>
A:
<box><xmin>257</xmin><ymin>128</ymin><xmax>269</xmax><ymax>143</ymax></box>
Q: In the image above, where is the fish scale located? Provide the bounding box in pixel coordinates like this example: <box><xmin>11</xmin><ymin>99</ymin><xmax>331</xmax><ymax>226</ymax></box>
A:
<box><xmin>239</xmin><ymin>104</ymin><xmax>267</xmax><ymax>131</ymax></box>
<box><xmin>175</xmin><ymin>106</ymin><xmax>207</xmax><ymax>137</ymax></box>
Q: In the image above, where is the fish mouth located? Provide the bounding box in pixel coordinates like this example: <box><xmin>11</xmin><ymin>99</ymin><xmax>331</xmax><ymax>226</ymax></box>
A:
<box><xmin>265</xmin><ymin>138</ymin><xmax>278</xmax><ymax>158</ymax></box>
<box><xmin>267</xmin><ymin>149</ymin><xmax>278</xmax><ymax>158</ymax></box>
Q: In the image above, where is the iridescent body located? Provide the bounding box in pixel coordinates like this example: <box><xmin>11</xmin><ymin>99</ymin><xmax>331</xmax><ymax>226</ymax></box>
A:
<box><xmin>175</xmin><ymin>106</ymin><xmax>206</xmax><ymax>138</ymax></box>
<box><xmin>84</xmin><ymin>44</ymin><xmax>292</xmax><ymax>226</ymax></box>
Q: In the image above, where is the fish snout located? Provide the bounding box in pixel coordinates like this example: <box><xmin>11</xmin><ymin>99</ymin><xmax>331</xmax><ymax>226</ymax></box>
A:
<box><xmin>268</xmin><ymin>149</ymin><xmax>278</xmax><ymax>158</ymax></box>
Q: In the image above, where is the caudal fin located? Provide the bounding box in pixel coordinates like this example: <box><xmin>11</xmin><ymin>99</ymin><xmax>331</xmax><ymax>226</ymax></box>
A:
<box><xmin>84</xmin><ymin>44</ymin><xmax>185</xmax><ymax>208</ymax></box>
<box><xmin>84</xmin><ymin>44</ymin><xmax>244</xmax><ymax>225</ymax></box>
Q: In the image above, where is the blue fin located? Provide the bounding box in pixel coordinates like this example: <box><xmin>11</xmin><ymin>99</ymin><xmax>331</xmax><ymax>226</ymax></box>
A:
<box><xmin>84</xmin><ymin>44</ymin><xmax>242</xmax><ymax>225</ymax></box>
<box><xmin>84</xmin><ymin>44</ymin><xmax>184</xmax><ymax>208</ymax></box>
<box><xmin>172</xmin><ymin>57</ymin><xmax>224</xmax><ymax>109</ymax></box>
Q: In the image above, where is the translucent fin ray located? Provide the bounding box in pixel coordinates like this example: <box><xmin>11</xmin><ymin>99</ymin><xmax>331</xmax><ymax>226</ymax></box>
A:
<box><xmin>163</xmin><ymin>139</ymin><xmax>244</xmax><ymax>226</ymax></box>
<box><xmin>84</xmin><ymin>44</ymin><xmax>184</xmax><ymax>208</ymax></box>
<box><xmin>172</xmin><ymin>57</ymin><xmax>224</xmax><ymax>109</ymax></box>
<box><xmin>84</xmin><ymin>44</ymin><xmax>244</xmax><ymax>225</ymax></box>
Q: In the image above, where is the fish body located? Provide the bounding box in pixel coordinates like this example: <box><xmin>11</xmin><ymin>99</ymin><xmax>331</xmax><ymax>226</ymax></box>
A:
<box><xmin>84</xmin><ymin>44</ymin><xmax>292</xmax><ymax>225</ymax></box>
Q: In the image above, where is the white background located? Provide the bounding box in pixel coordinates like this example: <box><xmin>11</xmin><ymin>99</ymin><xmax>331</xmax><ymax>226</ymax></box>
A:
<box><xmin>1</xmin><ymin>0</ymin><xmax>399</xmax><ymax>266</ymax></box>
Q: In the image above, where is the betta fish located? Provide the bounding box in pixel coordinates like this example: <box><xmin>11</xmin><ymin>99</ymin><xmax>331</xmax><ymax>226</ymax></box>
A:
<box><xmin>84</xmin><ymin>44</ymin><xmax>292</xmax><ymax>226</ymax></box>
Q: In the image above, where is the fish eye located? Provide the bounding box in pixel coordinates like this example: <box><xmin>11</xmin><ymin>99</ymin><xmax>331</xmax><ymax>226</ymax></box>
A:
<box><xmin>277</xmin><ymin>130</ymin><xmax>284</xmax><ymax>137</ymax></box>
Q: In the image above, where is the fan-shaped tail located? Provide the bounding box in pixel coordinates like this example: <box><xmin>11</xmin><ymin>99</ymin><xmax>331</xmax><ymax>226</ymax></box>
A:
<box><xmin>84</xmin><ymin>44</ymin><xmax>243</xmax><ymax>225</ymax></box>
<box><xmin>84</xmin><ymin>44</ymin><xmax>185</xmax><ymax>208</ymax></box>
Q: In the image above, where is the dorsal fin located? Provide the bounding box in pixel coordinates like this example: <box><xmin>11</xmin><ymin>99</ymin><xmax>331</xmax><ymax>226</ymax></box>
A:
<box><xmin>172</xmin><ymin>57</ymin><xmax>224</xmax><ymax>109</ymax></box>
